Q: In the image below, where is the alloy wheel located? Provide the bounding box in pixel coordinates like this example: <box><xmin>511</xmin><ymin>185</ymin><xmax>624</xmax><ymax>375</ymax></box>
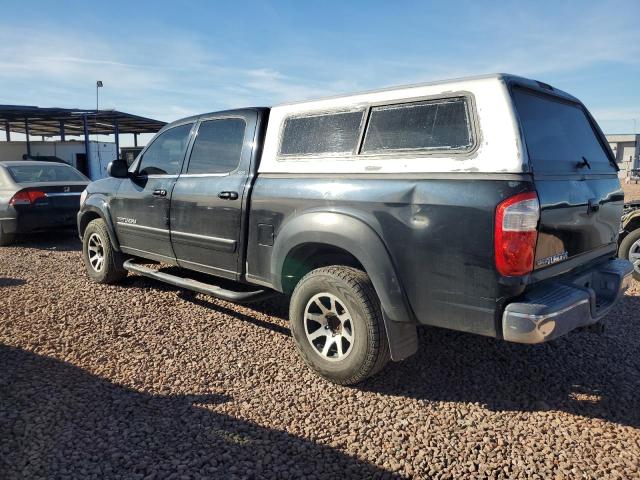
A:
<box><xmin>87</xmin><ymin>233</ymin><xmax>105</xmax><ymax>272</ymax></box>
<box><xmin>304</xmin><ymin>293</ymin><xmax>355</xmax><ymax>362</ymax></box>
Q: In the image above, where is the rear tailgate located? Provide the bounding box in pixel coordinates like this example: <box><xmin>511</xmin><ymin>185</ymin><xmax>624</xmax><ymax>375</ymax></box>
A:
<box><xmin>511</xmin><ymin>86</ymin><xmax>623</xmax><ymax>272</ymax></box>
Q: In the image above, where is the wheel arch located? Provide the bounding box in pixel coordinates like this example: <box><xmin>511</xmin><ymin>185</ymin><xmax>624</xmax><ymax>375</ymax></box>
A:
<box><xmin>621</xmin><ymin>216</ymin><xmax>640</xmax><ymax>241</ymax></box>
<box><xmin>78</xmin><ymin>196</ymin><xmax>120</xmax><ymax>251</ymax></box>
<box><xmin>272</xmin><ymin>212</ymin><xmax>412</xmax><ymax>320</ymax></box>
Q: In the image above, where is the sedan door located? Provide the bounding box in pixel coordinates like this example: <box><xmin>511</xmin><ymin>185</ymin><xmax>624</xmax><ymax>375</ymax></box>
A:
<box><xmin>169</xmin><ymin>113</ymin><xmax>256</xmax><ymax>279</ymax></box>
<box><xmin>111</xmin><ymin>123</ymin><xmax>193</xmax><ymax>263</ymax></box>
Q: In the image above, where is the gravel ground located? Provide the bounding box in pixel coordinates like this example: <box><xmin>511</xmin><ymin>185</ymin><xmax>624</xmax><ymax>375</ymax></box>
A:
<box><xmin>1</xmin><ymin>232</ymin><xmax>639</xmax><ymax>479</ymax></box>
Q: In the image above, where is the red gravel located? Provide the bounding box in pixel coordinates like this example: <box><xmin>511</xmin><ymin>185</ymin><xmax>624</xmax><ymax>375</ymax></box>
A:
<box><xmin>1</xmin><ymin>231</ymin><xmax>639</xmax><ymax>479</ymax></box>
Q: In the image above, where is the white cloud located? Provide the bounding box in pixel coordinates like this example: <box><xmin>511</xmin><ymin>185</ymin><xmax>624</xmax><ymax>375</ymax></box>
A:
<box><xmin>0</xmin><ymin>1</ymin><xmax>639</xmax><ymax>135</ymax></box>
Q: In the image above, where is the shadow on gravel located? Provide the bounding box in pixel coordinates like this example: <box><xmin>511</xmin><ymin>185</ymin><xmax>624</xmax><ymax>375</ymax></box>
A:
<box><xmin>0</xmin><ymin>344</ymin><xmax>397</xmax><ymax>479</ymax></box>
<box><xmin>5</xmin><ymin>230</ymin><xmax>81</xmax><ymax>252</ymax></box>
<box><xmin>0</xmin><ymin>277</ymin><xmax>27</xmax><ymax>287</ymax></box>
<box><xmin>119</xmin><ymin>268</ymin><xmax>640</xmax><ymax>428</ymax></box>
<box><xmin>178</xmin><ymin>292</ymin><xmax>292</xmax><ymax>337</ymax></box>
<box><xmin>360</xmin><ymin>296</ymin><xmax>640</xmax><ymax>429</ymax></box>
<box><xmin>120</xmin><ymin>266</ymin><xmax>292</xmax><ymax>336</ymax></box>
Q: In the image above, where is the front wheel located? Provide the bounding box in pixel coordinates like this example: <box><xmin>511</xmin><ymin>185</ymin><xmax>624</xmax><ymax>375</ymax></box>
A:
<box><xmin>619</xmin><ymin>228</ymin><xmax>640</xmax><ymax>281</ymax></box>
<box><xmin>289</xmin><ymin>266</ymin><xmax>390</xmax><ymax>385</ymax></box>
<box><xmin>82</xmin><ymin>218</ymin><xmax>127</xmax><ymax>284</ymax></box>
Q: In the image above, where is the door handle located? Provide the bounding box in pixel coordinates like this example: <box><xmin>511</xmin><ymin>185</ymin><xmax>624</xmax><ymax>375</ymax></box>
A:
<box><xmin>152</xmin><ymin>189</ymin><xmax>167</xmax><ymax>197</ymax></box>
<box><xmin>218</xmin><ymin>191</ymin><xmax>239</xmax><ymax>200</ymax></box>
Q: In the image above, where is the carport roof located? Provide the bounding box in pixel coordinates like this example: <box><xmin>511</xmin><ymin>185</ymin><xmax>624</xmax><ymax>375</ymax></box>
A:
<box><xmin>0</xmin><ymin>105</ymin><xmax>167</xmax><ymax>136</ymax></box>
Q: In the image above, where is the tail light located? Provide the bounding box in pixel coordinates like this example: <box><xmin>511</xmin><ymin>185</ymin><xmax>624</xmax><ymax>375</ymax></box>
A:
<box><xmin>9</xmin><ymin>190</ymin><xmax>47</xmax><ymax>206</ymax></box>
<box><xmin>495</xmin><ymin>191</ymin><xmax>540</xmax><ymax>276</ymax></box>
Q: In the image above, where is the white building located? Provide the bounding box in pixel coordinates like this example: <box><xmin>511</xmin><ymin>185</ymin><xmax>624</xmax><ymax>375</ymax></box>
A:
<box><xmin>606</xmin><ymin>134</ymin><xmax>639</xmax><ymax>180</ymax></box>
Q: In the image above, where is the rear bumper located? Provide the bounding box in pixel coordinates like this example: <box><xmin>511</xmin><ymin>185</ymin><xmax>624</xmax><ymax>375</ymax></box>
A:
<box><xmin>502</xmin><ymin>258</ymin><xmax>633</xmax><ymax>344</ymax></box>
<box><xmin>1</xmin><ymin>209</ymin><xmax>78</xmax><ymax>234</ymax></box>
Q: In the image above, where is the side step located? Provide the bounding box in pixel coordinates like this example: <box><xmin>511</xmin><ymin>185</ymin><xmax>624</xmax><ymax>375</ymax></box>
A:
<box><xmin>123</xmin><ymin>259</ymin><xmax>276</xmax><ymax>304</ymax></box>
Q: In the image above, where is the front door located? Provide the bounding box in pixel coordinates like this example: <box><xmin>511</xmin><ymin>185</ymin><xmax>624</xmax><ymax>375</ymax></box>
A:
<box><xmin>170</xmin><ymin>114</ymin><xmax>256</xmax><ymax>279</ymax></box>
<box><xmin>111</xmin><ymin>122</ymin><xmax>193</xmax><ymax>263</ymax></box>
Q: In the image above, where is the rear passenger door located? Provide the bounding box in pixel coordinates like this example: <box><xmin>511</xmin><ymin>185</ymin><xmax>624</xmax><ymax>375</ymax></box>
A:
<box><xmin>170</xmin><ymin>113</ymin><xmax>257</xmax><ymax>279</ymax></box>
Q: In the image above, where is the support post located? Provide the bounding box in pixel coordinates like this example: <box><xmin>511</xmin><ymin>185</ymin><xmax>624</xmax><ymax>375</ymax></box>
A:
<box><xmin>4</xmin><ymin>121</ymin><xmax>10</xmax><ymax>142</ymax></box>
<box><xmin>133</xmin><ymin>133</ymin><xmax>138</xmax><ymax>147</ymax></box>
<box><xmin>82</xmin><ymin>114</ymin><xmax>90</xmax><ymax>177</ymax></box>
<box><xmin>114</xmin><ymin>119</ymin><xmax>120</xmax><ymax>160</ymax></box>
<box><xmin>59</xmin><ymin>121</ymin><xmax>65</xmax><ymax>141</ymax></box>
<box><xmin>24</xmin><ymin>119</ymin><xmax>31</xmax><ymax>158</ymax></box>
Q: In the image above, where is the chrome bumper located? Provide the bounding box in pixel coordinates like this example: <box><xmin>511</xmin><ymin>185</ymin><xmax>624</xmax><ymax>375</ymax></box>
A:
<box><xmin>502</xmin><ymin>258</ymin><xmax>633</xmax><ymax>344</ymax></box>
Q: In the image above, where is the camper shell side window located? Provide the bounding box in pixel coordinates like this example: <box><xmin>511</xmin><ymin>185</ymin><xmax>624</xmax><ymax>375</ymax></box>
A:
<box><xmin>276</xmin><ymin>93</ymin><xmax>479</xmax><ymax>161</ymax></box>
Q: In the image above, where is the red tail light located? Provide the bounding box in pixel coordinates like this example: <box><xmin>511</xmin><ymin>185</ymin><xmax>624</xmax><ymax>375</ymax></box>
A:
<box><xmin>495</xmin><ymin>191</ymin><xmax>540</xmax><ymax>276</ymax></box>
<box><xmin>9</xmin><ymin>190</ymin><xmax>47</xmax><ymax>206</ymax></box>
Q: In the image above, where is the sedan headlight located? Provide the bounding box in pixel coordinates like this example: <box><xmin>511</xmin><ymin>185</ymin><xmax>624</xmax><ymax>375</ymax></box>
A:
<box><xmin>80</xmin><ymin>189</ymin><xmax>88</xmax><ymax>207</ymax></box>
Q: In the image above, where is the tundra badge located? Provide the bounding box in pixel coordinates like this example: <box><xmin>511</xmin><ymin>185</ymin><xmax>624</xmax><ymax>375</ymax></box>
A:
<box><xmin>536</xmin><ymin>251</ymin><xmax>569</xmax><ymax>267</ymax></box>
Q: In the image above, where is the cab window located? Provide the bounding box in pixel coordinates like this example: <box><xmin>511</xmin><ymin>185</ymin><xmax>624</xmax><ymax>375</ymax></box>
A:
<box><xmin>187</xmin><ymin>118</ymin><xmax>246</xmax><ymax>174</ymax></box>
<box><xmin>138</xmin><ymin>124</ymin><xmax>193</xmax><ymax>176</ymax></box>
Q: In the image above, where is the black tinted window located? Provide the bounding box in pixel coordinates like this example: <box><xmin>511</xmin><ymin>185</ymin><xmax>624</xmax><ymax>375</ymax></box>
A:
<box><xmin>362</xmin><ymin>98</ymin><xmax>472</xmax><ymax>153</ymax></box>
<box><xmin>512</xmin><ymin>88</ymin><xmax>612</xmax><ymax>171</ymax></box>
<box><xmin>280</xmin><ymin>111</ymin><xmax>363</xmax><ymax>156</ymax></box>
<box><xmin>138</xmin><ymin>124</ymin><xmax>192</xmax><ymax>175</ymax></box>
<box><xmin>187</xmin><ymin>119</ymin><xmax>246</xmax><ymax>174</ymax></box>
<box><xmin>8</xmin><ymin>164</ymin><xmax>87</xmax><ymax>183</ymax></box>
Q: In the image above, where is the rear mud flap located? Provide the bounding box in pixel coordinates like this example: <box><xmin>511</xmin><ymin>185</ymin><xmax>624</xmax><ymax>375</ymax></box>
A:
<box><xmin>383</xmin><ymin>312</ymin><xmax>418</xmax><ymax>361</ymax></box>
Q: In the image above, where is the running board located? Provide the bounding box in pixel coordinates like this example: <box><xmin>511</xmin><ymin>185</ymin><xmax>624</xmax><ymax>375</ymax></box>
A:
<box><xmin>123</xmin><ymin>259</ymin><xmax>276</xmax><ymax>303</ymax></box>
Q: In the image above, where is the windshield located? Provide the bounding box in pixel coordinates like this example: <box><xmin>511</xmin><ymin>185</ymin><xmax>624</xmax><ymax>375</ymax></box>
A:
<box><xmin>8</xmin><ymin>164</ymin><xmax>87</xmax><ymax>183</ymax></box>
<box><xmin>512</xmin><ymin>87</ymin><xmax>614</xmax><ymax>173</ymax></box>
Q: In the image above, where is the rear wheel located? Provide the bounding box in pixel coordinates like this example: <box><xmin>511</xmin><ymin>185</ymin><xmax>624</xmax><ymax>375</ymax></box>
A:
<box><xmin>0</xmin><ymin>224</ymin><xmax>15</xmax><ymax>246</ymax></box>
<box><xmin>289</xmin><ymin>266</ymin><xmax>390</xmax><ymax>385</ymax></box>
<box><xmin>619</xmin><ymin>228</ymin><xmax>640</xmax><ymax>281</ymax></box>
<box><xmin>82</xmin><ymin>218</ymin><xmax>127</xmax><ymax>284</ymax></box>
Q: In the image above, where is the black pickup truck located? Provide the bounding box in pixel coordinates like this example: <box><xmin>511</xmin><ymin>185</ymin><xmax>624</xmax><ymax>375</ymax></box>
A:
<box><xmin>78</xmin><ymin>74</ymin><xmax>632</xmax><ymax>384</ymax></box>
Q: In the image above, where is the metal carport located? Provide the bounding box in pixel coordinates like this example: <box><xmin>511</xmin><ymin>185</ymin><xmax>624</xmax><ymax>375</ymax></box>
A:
<box><xmin>0</xmin><ymin>104</ymin><xmax>166</xmax><ymax>163</ymax></box>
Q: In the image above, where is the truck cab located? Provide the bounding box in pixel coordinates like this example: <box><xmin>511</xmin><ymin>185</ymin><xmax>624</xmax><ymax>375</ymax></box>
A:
<box><xmin>78</xmin><ymin>74</ymin><xmax>632</xmax><ymax>385</ymax></box>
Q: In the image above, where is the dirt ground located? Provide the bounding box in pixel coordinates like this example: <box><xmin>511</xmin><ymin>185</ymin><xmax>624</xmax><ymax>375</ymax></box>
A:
<box><xmin>623</xmin><ymin>182</ymin><xmax>640</xmax><ymax>202</ymax></box>
<box><xmin>1</xmin><ymin>232</ymin><xmax>639</xmax><ymax>479</ymax></box>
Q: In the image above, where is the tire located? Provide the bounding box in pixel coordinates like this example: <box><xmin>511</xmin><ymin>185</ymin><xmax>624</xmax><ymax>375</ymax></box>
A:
<box><xmin>289</xmin><ymin>266</ymin><xmax>390</xmax><ymax>385</ymax></box>
<box><xmin>0</xmin><ymin>224</ymin><xmax>15</xmax><ymax>246</ymax></box>
<box><xmin>619</xmin><ymin>228</ymin><xmax>640</xmax><ymax>281</ymax></box>
<box><xmin>82</xmin><ymin>218</ymin><xmax>127</xmax><ymax>284</ymax></box>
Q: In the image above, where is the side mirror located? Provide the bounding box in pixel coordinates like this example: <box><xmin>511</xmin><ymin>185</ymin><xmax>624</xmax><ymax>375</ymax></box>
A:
<box><xmin>107</xmin><ymin>159</ymin><xmax>129</xmax><ymax>178</ymax></box>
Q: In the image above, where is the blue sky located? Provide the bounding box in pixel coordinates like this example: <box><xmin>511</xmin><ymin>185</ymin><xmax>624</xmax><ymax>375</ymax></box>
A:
<box><xmin>0</xmin><ymin>0</ymin><xmax>639</xmax><ymax>145</ymax></box>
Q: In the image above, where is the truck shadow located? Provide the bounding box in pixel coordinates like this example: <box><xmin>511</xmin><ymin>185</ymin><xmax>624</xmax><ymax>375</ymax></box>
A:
<box><xmin>0</xmin><ymin>344</ymin><xmax>397</xmax><ymax>479</ymax></box>
<box><xmin>120</xmin><ymin>266</ymin><xmax>292</xmax><ymax>337</ymax></box>
<box><xmin>359</xmin><ymin>297</ymin><xmax>640</xmax><ymax>429</ymax></box>
<box><xmin>233</xmin><ymin>296</ymin><xmax>640</xmax><ymax>429</ymax></box>
<box><xmin>119</xmin><ymin>267</ymin><xmax>640</xmax><ymax>428</ymax></box>
<box><xmin>0</xmin><ymin>277</ymin><xmax>27</xmax><ymax>287</ymax></box>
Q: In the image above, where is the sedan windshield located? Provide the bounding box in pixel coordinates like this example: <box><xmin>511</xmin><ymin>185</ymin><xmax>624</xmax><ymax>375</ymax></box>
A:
<box><xmin>7</xmin><ymin>164</ymin><xmax>87</xmax><ymax>183</ymax></box>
